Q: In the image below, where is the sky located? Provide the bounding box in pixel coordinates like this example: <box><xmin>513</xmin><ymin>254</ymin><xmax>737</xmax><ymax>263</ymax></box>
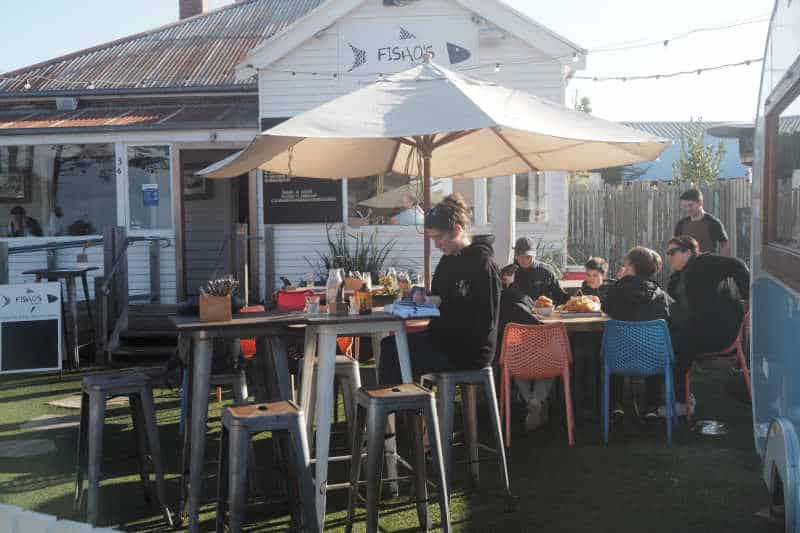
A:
<box><xmin>0</xmin><ymin>0</ymin><xmax>773</xmax><ymax>122</ymax></box>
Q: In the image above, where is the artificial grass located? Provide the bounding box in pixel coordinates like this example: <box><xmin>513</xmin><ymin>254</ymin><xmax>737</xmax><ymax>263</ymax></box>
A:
<box><xmin>0</xmin><ymin>366</ymin><xmax>781</xmax><ymax>532</ymax></box>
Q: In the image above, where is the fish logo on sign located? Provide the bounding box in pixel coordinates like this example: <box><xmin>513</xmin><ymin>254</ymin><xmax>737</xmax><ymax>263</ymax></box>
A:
<box><xmin>0</xmin><ymin>295</ymin><xmax>9</xmax><ymax>308</ymax></box>
<box><xmin>398</xmin><ymin>27</ymin><xmax>416</xmax><ymax>40</ymax></box>
<box><xmin>348</xmin><ymin>42</ymin><xmax>367</xmax><ymax>72</ymax></box>
<box><xmin>446</xmin><ymin>42</ymin><xmax>471</xmax><ymax>64</ymax></box>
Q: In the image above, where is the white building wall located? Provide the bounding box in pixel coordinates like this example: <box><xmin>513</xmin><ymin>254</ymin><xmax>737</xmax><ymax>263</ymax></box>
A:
<box><xmin>257</xmin><ymin>0</ymin><xmax>571</xmax><ymax>290</ymax></box>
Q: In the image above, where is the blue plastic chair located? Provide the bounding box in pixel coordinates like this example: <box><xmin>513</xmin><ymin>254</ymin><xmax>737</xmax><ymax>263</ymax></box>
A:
<box><xmin>601</xmin><ymin>319</ymin><xmax>676</xmax><ymax>445</ymax></box>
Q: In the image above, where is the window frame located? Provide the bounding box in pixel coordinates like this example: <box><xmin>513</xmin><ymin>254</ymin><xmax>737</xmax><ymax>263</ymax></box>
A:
<box><xmin>124</xmin><ymin>143</ymin><xmax>174</xmax><ymax>235</ymax></box>
<box><xmin>763</xmin><ymin>57</ymin><xmax>800</xmax><ymax>292</ymax></box>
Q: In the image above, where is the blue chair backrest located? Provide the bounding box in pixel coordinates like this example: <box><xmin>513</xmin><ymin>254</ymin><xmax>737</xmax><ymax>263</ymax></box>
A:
<box><xmin>601</xmin><ymin>319</ymin><xmax>674</xmax><ymax>377</ymax></box>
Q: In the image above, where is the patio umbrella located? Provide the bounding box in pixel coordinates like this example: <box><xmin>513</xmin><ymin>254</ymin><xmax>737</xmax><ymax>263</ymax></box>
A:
<box><xmin>200</xmin><ymin>58</ymin><xmax>670</xmax><ymax>286</ymax></box>
<box><xmin>358</xmin><ymin>181</ymin><xmax>446</xmax><ymax>209</ymax></box>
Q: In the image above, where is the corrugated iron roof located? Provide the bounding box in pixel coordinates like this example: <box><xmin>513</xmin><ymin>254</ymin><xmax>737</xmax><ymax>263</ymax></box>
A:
<box><xmin>621</xmin><ymin>121</ymin><xmax>721</xmax><ymax>139</ymax></box>
<box><xmin>0</xmin><ymin>103</ymin><xmax>258</xmax><ymax>134</ymax></box>
<box><xmin>0</xmin><ymin>0</ymin><xmax>324</xmax><ymax>96</ymax></box>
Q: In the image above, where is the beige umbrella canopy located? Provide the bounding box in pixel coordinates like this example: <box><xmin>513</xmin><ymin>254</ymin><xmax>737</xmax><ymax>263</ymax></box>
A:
<box><xmin>358</xmin><ymin>181</ymin><xmax>446</xmax><ymax>209</ymax></box>
<box><xmin>201</xmin><ymin>58</ymin><xmax>670</xmax><ymax>285</ymax></box>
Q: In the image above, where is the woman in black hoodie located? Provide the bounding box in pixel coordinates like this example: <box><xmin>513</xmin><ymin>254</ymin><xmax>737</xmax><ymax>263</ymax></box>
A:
<box><xmin>602</xmin><ymin>246</ymin><xmax>671</xmax><ymax>415</ymax></box>
<box><xmin>379</xmin><ymin>193</ymin><xmax>502</xmax><ymax>385</ymax></box>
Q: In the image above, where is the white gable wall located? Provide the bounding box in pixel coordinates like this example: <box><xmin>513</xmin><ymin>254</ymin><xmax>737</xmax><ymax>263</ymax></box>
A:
<box><xmin>255</xmin><ymin>0</ymin><xmax>571</xmax><ymax>289</ymax></box>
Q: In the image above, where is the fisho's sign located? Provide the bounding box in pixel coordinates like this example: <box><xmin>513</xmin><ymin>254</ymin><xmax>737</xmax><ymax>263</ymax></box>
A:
<box><xmin>340</xmin><ymin>17</ymin><xmax>478</xmax><ymax>73</ymax></box>
<box><xmin>0</xmin><ymin>283</ymin><xmax>61</xmax><ymax>319</ymax></box>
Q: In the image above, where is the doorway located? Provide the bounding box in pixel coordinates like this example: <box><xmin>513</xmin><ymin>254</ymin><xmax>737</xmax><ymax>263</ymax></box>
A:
<box><xmin>179</xmin><ymin>149</ymin><xmax>251</xmax><ymax>298</ymax></box>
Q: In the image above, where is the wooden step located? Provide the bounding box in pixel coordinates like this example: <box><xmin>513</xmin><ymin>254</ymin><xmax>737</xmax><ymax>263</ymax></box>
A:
<box><xmin>111</xmin><ymin>344</ymin><xmax>176</xmax><ymax>359</ymax></box>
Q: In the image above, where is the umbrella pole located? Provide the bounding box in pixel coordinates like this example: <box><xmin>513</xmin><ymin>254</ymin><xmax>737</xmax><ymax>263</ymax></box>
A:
<box><xmin>422</xmin><ymin>140</ymin><xmax>432</xmax><ymax>289</ymax></box>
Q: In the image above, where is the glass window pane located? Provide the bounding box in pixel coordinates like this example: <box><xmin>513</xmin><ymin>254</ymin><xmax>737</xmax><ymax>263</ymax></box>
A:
<box><xmin>347</xmin><ymin>173</ymin><xmax>473</xmax><ymax>226</ymax></box>
<box><xmin>515</xmin><ymin>172</ymin><xmax>547</xmax><ymax>223</ymax></box>
<box><xmin>775</xmin><ymin>101</ymin><xmax>800</xmax><ymax>251</ymax></box>
<box><xmin>128</xmin><ymin>145</ymin><xmax>171</xmax><ymax>230</ymax></box>
<box><xmin>1</xmin><ymin>144</ymin><xmax>116</xmax><ymax>237</ymax></box>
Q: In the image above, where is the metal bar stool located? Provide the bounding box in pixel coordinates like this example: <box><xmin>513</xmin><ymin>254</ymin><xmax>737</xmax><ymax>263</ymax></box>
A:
<box><xmin>73</xmin><ymin>371</ymin><xmax>173</xmax><ymax>527</ymax></box>
<box><xmin>216</xmin><ymin>401</ymin><xmax>318</xmax><ymax>533</ymax></box>
<box><xmin>306</xmin><ymin>355</ymin><xmax>361</xmax><ymax>446</ymax></box>
<box><xmin>345</xmin><ymin>384</ymin><xmax>450</xmax><ymax>533</ymax></box>
<box><xmin>421</xmin><ymin>367</ymin><xmax>510</xmax><ymax>495</ymax></box>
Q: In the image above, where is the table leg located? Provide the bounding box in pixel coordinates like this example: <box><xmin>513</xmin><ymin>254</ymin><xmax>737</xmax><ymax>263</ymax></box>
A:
<box><xmin>80</xmin><ymin>273</ymin><xmax>94</xmax><ymax>331</ymax></box>
<box><xmin>300</xmin><ymin>327</ymin><xmax>318</xmax><ymax>437</ymax></box>
<box><xmin>371</xmin><ymin>333</ymin><xmax>384</xmax><ymax>382</ymax></box>
<box><xmin>392</xmin><ymin>326</ymin><xmax>413</xmax><ymax>383</ymax></box>
<box><xmin>187</xmin><ymin>335</ymin><xmax>213</xmax><ymax>533</ymax></box>
<box><xmin>313</xmin><ymin>331</ymin><xmax>337</xmax><ymax>532</ymax></box>
<box><xmin>66</xmin><ymin>277</ymin><xmax>80</xmax><ymax>370</ymax></box>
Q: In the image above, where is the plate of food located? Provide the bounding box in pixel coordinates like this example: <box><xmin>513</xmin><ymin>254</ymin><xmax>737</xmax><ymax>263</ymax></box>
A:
<box><xmin>534</xmin><ymin>295</ymin><xmax>555</xmax><ymax>316</ymax></box>
<box><xmin>558</xmin><ymin>295</ymin><xmax>603</xmax><ymax>317</ymax></box>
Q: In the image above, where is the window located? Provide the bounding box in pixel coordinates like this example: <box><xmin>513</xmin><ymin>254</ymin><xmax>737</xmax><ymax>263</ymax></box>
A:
<box><xmin>128</xmin><ymin>145</ymin><xmax>171</xmax><ymax>230</ymax></box>
<box><xmin>763</xmin><ymin>72</ymin><xmax>800</xmax><ymax>289</ymax></box>
<box><xmin>486</xmin><ymin>173</ymin><xmax>547</xmax><ymax>224</ymax></box>
<box><xmin>347</xmin><ymin>173</ymin><xmax>473</xmax><ymax>226</ymax></box>
<box><xmin>514</xmin><ymin>172</ymin><xmax>547</xmax><ymax>223</ymax></box>
<box><xmin>1</xmin><ymin>144</ymin><xmax>116</xmax><ymax>237</ymax></box>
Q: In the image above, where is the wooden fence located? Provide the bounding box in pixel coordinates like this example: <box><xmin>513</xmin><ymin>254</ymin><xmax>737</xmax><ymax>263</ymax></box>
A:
<box><xmin>568</xmin><ymin>179</ymin><xmax>751</xmax><ymax>285</ymax></box>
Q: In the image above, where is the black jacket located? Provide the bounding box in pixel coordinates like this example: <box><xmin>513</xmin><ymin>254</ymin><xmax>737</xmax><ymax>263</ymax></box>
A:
<box><xmin>667</xmin><ymin>253</ymin><xmax>749</xmax><ymax>346</ymax></box>
<box><xmin>580</xmin><ymin>279</ymin><xmax>615</xmax><ymax>303</ymax></box>
<box><xmin>497</xmin><ymin>286</ymin><xmax>542</xmax><ymax>357</ymax></box>
<box><xmin>431</xmin><ymin>235</ymin><xmax>502</xmax><ymax>368</ymax></box>
<box><xmin>513</xmin><ymin>261</ymin><xmax>568</xmax><ymax>305</ymax></box>
<box><xmin>602</xmin><ymin>276</ymin><xmax>671</xmax><ymax>323</ymax></box>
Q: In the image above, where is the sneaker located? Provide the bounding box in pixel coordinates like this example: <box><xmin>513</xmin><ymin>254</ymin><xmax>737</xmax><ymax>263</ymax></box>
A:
<box><xmin>657</xmin><ymin>394</ymin><xmax>696</xmax><ymax>418</ymax></box>
<box><xmin>524</xmin><ymin>399</ymin><xmax>549</xmax><ymax>431</ymax></box>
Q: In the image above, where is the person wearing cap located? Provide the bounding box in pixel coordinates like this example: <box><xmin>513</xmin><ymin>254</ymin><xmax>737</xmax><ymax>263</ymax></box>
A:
<box><xmin>509</xmin><ymin>236</ymin><xmax>567</xmax><ymax>431</ymax></box>
<box><xmin>512</xmin><ymin>236</ymin><xmax>568</xmax><ymax>305</ymax></box>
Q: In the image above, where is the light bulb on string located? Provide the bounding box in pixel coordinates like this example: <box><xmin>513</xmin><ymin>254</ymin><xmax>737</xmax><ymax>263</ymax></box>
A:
<box><xmin>494</xmin><ymin>63</ymin><xmax>502</xmax><ymax>73</ymax></box>
<box><xmin>87</xmin><ymin>81</ymin><xmax>96</xmax><ymax>90</ymax></box>
<box><xmin>572</xmin><ymin>52</ymin><xmax>579</xmax><ymax>63</ymax></box>
<box><xmin>23</xmin><ymin>80</ymin><xmax>31</xmax><ymax>90</ymax></box>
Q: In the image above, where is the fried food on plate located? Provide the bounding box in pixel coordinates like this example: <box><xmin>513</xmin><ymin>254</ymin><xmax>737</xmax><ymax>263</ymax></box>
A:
<box><xmin>534</xmin><ymin>295</ymin><xmax>554</xmax><ymax>308</ymax></box>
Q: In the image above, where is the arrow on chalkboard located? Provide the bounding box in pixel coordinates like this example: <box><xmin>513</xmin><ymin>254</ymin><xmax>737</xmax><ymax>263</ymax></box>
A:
<box><xmin>446</xmin><ymin>42</ymin><xmax>471</xmax><ymax>64</ymax></box>
<box><xmin>47</xmin><ymin>294</ymin><xmax>58</xmax><ymax>304</ymax></box>
<box><xmin>0</xmin><ymin>295</ymin><xmax>9</xmax><ymax>307</ymax></box>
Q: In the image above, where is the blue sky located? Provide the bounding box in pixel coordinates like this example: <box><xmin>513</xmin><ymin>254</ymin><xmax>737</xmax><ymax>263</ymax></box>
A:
<box><xmin>1</xmin><ymin>0</ymin><xmax>772</xmax><ymax>121</ymax></box>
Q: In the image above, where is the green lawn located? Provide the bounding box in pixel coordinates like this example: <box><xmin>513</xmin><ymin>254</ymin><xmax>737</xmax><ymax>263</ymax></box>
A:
<box><xmin>0</xmin><ymin>365</ymin><xmax>781</xmax><ymax>532</ymax></box>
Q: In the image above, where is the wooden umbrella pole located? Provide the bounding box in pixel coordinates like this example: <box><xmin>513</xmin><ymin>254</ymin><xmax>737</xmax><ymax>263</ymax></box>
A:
<box><xmin>421</xmin><ymin>136</ymin><xmax>433</xmax><ymax>289</ymax></box>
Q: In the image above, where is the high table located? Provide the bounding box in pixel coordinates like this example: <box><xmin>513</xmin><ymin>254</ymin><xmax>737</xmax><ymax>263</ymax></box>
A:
<box><xmin>173</xmin><ymin>310</ymin><xmax>413</xmax><ymax>532</ymax></box>
<box><xmin>23</xmin><ymin>266</ymin><xmax>99</xmax><ymax>369</ymax></box>
<box><xmin>299</xmin><ymin>312</ymin><xmax>412</xmax><ymax>532</ymax></box>
<box><xmin>173</xmin><ymin>311</ymin><xmax>304</xmax><ymax>532</ymax></box>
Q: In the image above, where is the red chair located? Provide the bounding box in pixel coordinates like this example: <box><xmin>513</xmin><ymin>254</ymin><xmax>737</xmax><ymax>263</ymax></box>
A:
<box><xmin>499</xmin><ymin>322</ymin><xmax>575</xmax><ymax>447</ymax></box>
<box><xmin>276</xmin><ymin>289</ymin><xmax>316</xmax><ymax>312</ymax></box>
<box><xmin>685</xmin><ymin>311</ymin><xmax>751</xmax><ymax>421</ymax></box>
<box><xmin>239</xmin><ymin>305</ymin><xmax>266</xmax><ymax>360</ymax></box>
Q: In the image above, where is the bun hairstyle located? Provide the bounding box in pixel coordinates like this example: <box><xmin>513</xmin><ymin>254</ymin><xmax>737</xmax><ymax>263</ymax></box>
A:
<box><xmin>625</xmin><ymin>246</ymin><xmax>663</xmax><ymax>280</ymax></box>
<box><xmin>425</xmin><ymin>193</ymin><xmax>471</xmax><ymax>232</ymax></box>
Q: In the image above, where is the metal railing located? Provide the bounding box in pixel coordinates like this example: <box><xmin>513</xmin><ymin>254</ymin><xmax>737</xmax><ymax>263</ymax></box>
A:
<box><xmin>7</xmin><ymin>237</ymin><xmax>104</xmax><ymax>255</ymax></box>
<box><xmin>100</xmin><ymin>236</ymin><xmax>171</xmax><ymax>296</ymax></box>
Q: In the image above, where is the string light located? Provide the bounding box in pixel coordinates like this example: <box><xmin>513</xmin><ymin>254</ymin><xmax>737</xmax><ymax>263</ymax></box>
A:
<box><xmin>494</xmin><ymin>63</ymin><xmax>501</xmax><ymax>73</ymax></box>
<box><xmin>23</xmin><ymin>80</ymin><xmax>31</xmax><ymax>90</ymax></box>
<box><xmin>575</xmin><ymin>57</ymin><xmax>762</xmax><ymax>82</ymax></box>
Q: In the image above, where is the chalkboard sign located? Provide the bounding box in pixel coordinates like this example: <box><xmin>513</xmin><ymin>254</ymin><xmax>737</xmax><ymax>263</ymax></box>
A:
<box><xmin>0</xmin><ymin>283</ymin><xmax>62</xmax><ymax>374</ymax></box>
<box><xmin>263</xmin><ymin>174</ymin><xmax>342</xmax><ymax>224</ymax></box>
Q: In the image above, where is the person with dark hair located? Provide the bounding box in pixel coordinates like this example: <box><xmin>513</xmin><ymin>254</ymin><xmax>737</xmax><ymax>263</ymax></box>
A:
<box><xmin>7</xmin><ymin>206</ymin><xmax>43</xmax><ymax>237</ymax></box>
<box><xmin>602</xmin><ymin>246</ymin><xmax>671</xmax><ymax>417</ymax></box>
<box><xmin>379</xmin><ymin>193</ymin><xmax>502</xmax><ymax>385</ymax></box>
<box><xmin>664</xmin><ymin>234</ymin><xmax>750</xmax><ymax>416</ymax></box>
<box><xmin>512</xmin><ymin>236</ymin><xmax>568</xmax><ymax>305</ymax></box>
<box><xmin>674</xmin><ymin>188</ymin><xmax>730</xmax><ymax>255</ymax></box>
<box><xmin>497</xmin><ymin>264</ymin><xmax>552</xmax><ymax>429</ymax></box>
<box><xmin>581</xmin><ymin>256</ymin><xmax>613</xmax><ymax>302</ymax></box>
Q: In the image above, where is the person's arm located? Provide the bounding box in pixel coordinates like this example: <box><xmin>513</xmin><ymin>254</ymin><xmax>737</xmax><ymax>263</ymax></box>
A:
<box><xmin>548</xmin><ymin>270</ymin><xmax>569</xmax><ymax>305</ymax></box>
<box><xmin>698</xmin><ymin>255</ymin><xmax>751</xmax><ymax>300</ymax></box>
<box><xmin>711</xmin><ymin>216</ymin><xmax>730</xmax><ymax>256</ymax></box>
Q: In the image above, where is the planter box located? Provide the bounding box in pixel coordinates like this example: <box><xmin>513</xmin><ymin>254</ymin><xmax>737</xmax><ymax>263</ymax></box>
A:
<box><xmin>200</xmin><ymin>294</ymin><xmax>232</xmax><ymax>323</ymax></box>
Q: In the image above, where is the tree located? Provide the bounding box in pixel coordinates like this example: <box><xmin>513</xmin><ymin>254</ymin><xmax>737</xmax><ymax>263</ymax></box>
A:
<box><xmin>672</xmin><ymin>120</ymin><xmax>726</xmax><ymax>184</ymax></box>
<box><xmin>569</xmin><ymin>94</ymin><xmax>593</xmax><ymax>180</ymax></box>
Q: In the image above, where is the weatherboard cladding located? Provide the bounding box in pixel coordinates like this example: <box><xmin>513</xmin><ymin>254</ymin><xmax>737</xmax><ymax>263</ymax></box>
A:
<box><xmin>0</xmin><ymin>0</ymin><xmax>325</xmax><ymax>95</ymax></box>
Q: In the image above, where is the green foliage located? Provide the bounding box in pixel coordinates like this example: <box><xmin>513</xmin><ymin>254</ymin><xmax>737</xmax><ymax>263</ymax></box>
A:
<box><xmin>307</xmin><ymin>224</ymin><xmax>398</xmax><ymax>277</ymax></box>
<box><xmin>533</xmin><ymin>237</ymin><xmax>564</xmax><ymax>279</ymax></box>
<box><xmin>672</xmin><ymin>121</ymin><xmax>726</xmax><ymax>184</ymax></box>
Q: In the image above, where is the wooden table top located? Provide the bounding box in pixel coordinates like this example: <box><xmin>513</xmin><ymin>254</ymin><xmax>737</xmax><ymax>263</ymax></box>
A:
<box><xmin>539</xmin><ymin>311</ymin><xmax>609</xmax><ymax>333</ymax></box>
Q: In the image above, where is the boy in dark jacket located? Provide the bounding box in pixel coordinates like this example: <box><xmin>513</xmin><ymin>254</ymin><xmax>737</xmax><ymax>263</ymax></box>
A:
<box><xmin>512</xmin><ymin>236</ymin><xmax>568</xmax><ymax>305</ymax></box>
<box><xmin>497</xmin><ymin>264</ymin><xmax>551</xmax><ymax>430</ymax></box>
<box><xmin>602</xmin><ymin>247</ymin><xmax>672</xmax><ymax>417</ymax></box>
<box><xmin>580</xmin><ymin>257</ymin><xmax>614</xmax><ymax>301</ymax></box>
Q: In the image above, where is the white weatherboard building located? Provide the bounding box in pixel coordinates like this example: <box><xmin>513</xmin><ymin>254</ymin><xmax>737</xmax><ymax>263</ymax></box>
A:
<box><xmin>0</xmin><ymin>0</ymin><xmax>585</xmax><ymax>303</ymax></box>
